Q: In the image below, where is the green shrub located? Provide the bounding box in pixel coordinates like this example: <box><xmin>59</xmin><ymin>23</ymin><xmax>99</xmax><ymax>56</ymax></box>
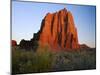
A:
<box><xmin>51</xmin><ymin>49</ymin><xmax>96</xmax><ymax>71</ymax></box>
<box><xmin>12</xmin><ymin>46</ymin><xmax>96</xmax><ymax>74</ymax></box>
<box><xmin>12</xmin><ymin>46</ymin><xmax>54</xmax><ymax>74</ymax></box>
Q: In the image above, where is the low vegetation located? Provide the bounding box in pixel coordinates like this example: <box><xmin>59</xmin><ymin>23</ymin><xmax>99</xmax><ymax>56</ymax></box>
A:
<box><xmin>12</xmin><ymin>46</ymin><xmax>96</xmax><ymax>74</ymax></box>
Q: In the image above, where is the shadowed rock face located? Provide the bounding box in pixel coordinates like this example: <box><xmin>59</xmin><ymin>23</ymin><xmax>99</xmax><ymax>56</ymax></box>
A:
<box><xmin>36</xmin><ymin>8</ymin><xmax>79</xmax><ymax>50</ymax></box>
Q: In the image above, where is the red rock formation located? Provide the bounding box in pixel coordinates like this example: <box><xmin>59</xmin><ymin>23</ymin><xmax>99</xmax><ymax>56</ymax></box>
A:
<box><xmin>12</xmin><ymin>40</ymin><xmax>17</xmax><ymax>46</ymax></box>
<box><xmin>79</xmin><ymin>44</ymin><xmax>90</xmax><ymax>49</ymax></box>
<box><xmin>37</xmin><ymin>8</ymin><xmax>79</xmax><ymax>50</ymax></box>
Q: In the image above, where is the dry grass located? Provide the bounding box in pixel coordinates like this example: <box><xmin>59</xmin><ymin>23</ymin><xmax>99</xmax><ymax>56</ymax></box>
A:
<box><xmin>12</xmin><ymin>46</ymin><xmax>96</xmax><ymax>74</ymax></box>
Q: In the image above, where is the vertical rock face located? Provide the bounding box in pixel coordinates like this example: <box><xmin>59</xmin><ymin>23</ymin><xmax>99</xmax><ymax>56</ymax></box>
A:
<box><xmin>36</xmin><ymin>8</ymin><xmax>79</xmax><ymax>50</ymax></box>
<box><xmin>19</xmin><ymin>8</ymin><xmax>80</xmax><ymax>50</ymax></box>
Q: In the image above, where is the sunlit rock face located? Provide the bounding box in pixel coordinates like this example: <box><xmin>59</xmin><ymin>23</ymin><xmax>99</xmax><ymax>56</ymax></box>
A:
<box><xmin>35</xmin><ymin>8</ymin><xmax>80</xmax><ymax>50</ymax></box>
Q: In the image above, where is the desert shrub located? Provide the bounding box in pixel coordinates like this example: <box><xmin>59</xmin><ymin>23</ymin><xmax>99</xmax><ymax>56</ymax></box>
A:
<box><xmin>25</xmin><ymin>45</ymin><xmax>54</xmax><ymax>73</ymax></box>
<box><xmin>12</xmin><ymin>45</ymin><xmax>54</xmax><ymax>74</ymax></box>
<box><xmin>12</xmin><ymin>47</ymin><xmax>96</xmax><ymax>74</ymax></box>
<box><xmin>51</xmin><ymin>49</ymin><xmax>96</xmax><ymax>71</ymax></box>
<box><xmin>12</xmin><ymin>46</ymin><xmax>34</xmax><ymax>74</ymax></box>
